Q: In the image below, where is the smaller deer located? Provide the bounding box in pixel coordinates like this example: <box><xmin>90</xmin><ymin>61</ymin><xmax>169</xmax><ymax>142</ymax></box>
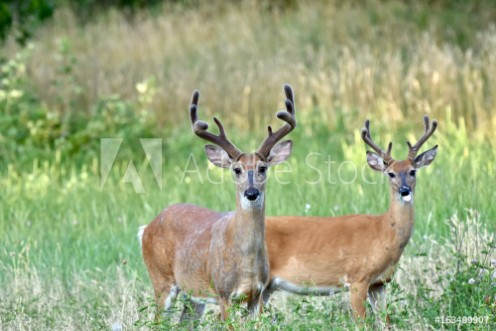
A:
<box><xmin>264</xmin><ymin>116</ymin><xmax>438</xmax><ymax>323</ymax></box>
<box><xmin>139</xmin><ymin>85</ymin><xmax>296</xmax><ymax>322</ymax></box>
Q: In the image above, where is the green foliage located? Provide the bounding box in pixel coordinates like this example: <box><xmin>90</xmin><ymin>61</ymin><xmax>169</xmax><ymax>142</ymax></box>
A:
<box><xmin>385</xmin><ymin>211</ymin><xmax>496</xmax><ymax>330</ymax></box>
<box><xmin>0</xmin><ymin>0</ymin><xmax>297</xmax><ymax>45</ymax></box>
<box><xmin>0</xmin><ymin>46</ymin><xmax>158</xmax><ymax>166</ymax></box>
<box><xmin>0</xmin><ymin>45</ymin><xmax>54</xmax><ymax>164</ymax></box>
<box><xmin>0</xmin><ymin>0</ymin><xmax>54</xmax><ymax>45</ymax></box>
<box><xmin>0</xmin><ymin>3</ymin><xmax>13</xmax><ymax>41</ymax></box>
<box><xmin>441</xmin><ymin>258</ymin><xmax>496</xmax><ymax>328</ymax></box>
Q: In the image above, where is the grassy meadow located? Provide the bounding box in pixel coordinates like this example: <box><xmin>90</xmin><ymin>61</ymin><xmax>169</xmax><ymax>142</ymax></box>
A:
<box><xmin>1</xmin><ymin>1</ymin><xmax>495</xmax><ymax>330</ymax></box>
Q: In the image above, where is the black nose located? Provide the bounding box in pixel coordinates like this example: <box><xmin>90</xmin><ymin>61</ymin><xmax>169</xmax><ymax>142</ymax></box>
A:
<box><xmin>244</xmin><ymin>188</ymin><xmax>260</xmax><ymax>201</ymax></box>
<box><xmin>399</xmin><ymin>186</ymin><xmax>411</xmax><ymax>196</ymax></box>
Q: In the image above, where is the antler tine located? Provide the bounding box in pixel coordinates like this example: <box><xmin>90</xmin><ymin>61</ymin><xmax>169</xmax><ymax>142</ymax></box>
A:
<box><xmin>361</xmin><ymin>119</ymin><xmax>394</xmax><ymax>164</ymax></box>
<box><xmin>407</xmin><ymin>115</ymin><xmax>438</xmax><ymax>160</ymax></box>
<box><xmin>189</xmin><ymin>90</ymin><xmax>243</xmax><ymax>159</ymax></box>
<box><xmin>257</xmin><ymin>84</ymin><xmax>297</xmax><ymax>157</ymax></box>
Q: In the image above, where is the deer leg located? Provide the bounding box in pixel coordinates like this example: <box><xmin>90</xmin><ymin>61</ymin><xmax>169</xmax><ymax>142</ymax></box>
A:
<box><xmin>247</xmin><ymin>294</ymin><xmax>263</xmax><ymax>318</ymax></box>
<box><xmin>349</xmin><ymin>282</ymin><xmax>369</xmax><ymax>319</ymax></box>
<box><xmin>262</xmin><ymin>279</ymin><xmax>276</xmax><ymax>305</ymax></box>
<box><xmin>147</xmin><ymin>265</ymin><xmax>178</xmax><ymax>321</ymax></box>
<box><xmin>261</xmin><ymin>280</ymin><xmax>282</xmax><ymax>323</ymax></box>
<box><xmin>368</xmin><ymin>282</ymin><xmax>391</xmax><ymax>327</ymax></box>
<box><xmin>153</xmin><ymin>284</ymin><xmax>178</xmax><ymax>321</ymax></box>
<box><xmin>219</xmin><ymin>297</ymin><xmax>231</xmax><ymax>322</ymax></box>
<box><xmin>179</xmin><ymin>298</ymin><xmax>206</xmax><ymax>323</ymax></box>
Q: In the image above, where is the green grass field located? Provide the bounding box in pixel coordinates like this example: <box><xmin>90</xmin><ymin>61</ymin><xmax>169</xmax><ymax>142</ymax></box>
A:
<box><xmin>1</xmin><ymin>1</ymin><xmax>495</xmax><ymax>330</ymax></box>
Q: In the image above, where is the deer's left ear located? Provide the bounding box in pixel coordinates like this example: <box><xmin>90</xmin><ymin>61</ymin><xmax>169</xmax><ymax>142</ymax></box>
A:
<box><xmin>267</xmin><ymin>140</ymin><xmax>292</xmax><ymax>165</ymax></box>
<box><xmin>413</xmin><ymin>145</ymin><xmax>438</xmax><ymax>169</ymax></box>
<box><xmin>366</xmin><ymin>151</ymin><xmax>387</xmax><ymax>172</ymax></box>
<box><xmin>205</xmin><ymin>145</ymin><xmax>232</xmax><ymax>168</ymax></box>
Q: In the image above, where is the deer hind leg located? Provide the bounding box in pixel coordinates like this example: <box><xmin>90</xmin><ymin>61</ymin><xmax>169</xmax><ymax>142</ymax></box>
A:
<box><xmin>262</xmin><ymin>279</ymin><xmax>276</xmax><ymax>305</ymax></box>
<box><xmin>349</xmin><ymin>282</ymin><xmax>369</xmax><ymax>319</ymax></box>
<box><xmin>153</xmin><ymin>284</ymin><xmax>178</xmax><ymax>321</ymax></box>
<box><xmin>179</xmin><ymin>298</ymin><xmax>206</xmax><ymax>323</ymax></box>
<box><xmin>368</xmin><ymin>282</ymin><xmax>391</xmax><ymax>327</ymax></box>
<box><xmin>219</xmin><ymin>297</ymin><xmax>231</xmax><ymax>322</ymax></box>
<box><xmin>247</xmin><ymin>294</ymin><xmax>263</xmax><ymax>318</ymax></box>
<box><xmin>147</xmin><ymin>267</ymin><xmax>178</xmax><ymax>320</ymax></box>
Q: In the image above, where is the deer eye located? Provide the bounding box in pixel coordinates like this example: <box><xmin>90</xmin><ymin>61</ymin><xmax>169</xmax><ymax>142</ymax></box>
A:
<box><xmin>409</xmin><ymin>170</ymin><xmax>416</xmax><ymax>177</ymax></box>
<box><xmin>259</xmin><ymin>166</ymin><xmax>267</xmax><ymax>174</ymax></box>
<box><xmin>233</xmin><ymin>168</ymin><xmax>242</xmax><ymax>175</ymax></box>
<box><xmin>388</xmin><ymin>172</ymin><xmax>396</xmax><ymax>178</ymax></box>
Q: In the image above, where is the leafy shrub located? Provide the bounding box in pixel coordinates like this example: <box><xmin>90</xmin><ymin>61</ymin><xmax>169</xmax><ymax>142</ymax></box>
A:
<box><xmin>0</xmin><ymin>1</ymin><xmax>54</xmax><ymax>45</ymax></box>
<box><xmin>0</xmin><ymin>46</ymin><xmax>158</xmax><ymax>167</ymax></box>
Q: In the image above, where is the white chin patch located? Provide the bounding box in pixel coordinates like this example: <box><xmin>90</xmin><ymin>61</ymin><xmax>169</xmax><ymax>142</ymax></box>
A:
<box><xmin>402</xmin><ymin>193</ymin><xmax>412</xmax><ymax>202</ymax></box>
<box><xmin>240</xmin><ymin>192</ymin><xmax>264</xmax><ymax>210</ymax></box>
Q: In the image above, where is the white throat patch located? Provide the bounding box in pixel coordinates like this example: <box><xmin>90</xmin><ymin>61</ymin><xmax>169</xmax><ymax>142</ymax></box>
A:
<box><xmin>240</xmin><ymin>192</ymin><xmax>264</xmax><ymax>210</ymax></box>
<box><xmin>402</xmin><ymin>193</ymin><xmax>412</xmax><ymax>202</ymax></box>
<box><xmin>398</xmin><ymin>192</ymin><xmax>414</xmax><ymax>204</ymax></box>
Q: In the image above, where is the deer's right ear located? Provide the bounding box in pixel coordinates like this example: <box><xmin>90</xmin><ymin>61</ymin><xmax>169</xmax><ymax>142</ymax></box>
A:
<box><xmin>413</xmin><ymin>145</ymin><xmax>438</xmax><ymax>169</ymax></box>
<box><xmin>267</xmin><ymin>140</ymin><xmax>292</xmax><ymax>165</ymax></box>
<box><xmin>366</xmin><ymin>151</ymin><xmax>387</xmax><ymax>172</ymax></box>
<box><xmin>205</xmin><ymin>145</ymin><xmax>232</xmax><ymax>168</ymax></box>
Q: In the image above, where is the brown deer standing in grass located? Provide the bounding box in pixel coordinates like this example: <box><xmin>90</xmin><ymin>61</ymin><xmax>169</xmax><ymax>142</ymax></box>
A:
<box><xmin>138</xmin><ymin>85</ymin><xmax>296</xmax><ymax>322</ymax></box>
<box><xmin>263</xmin><ymin>116</ymin><xmax>438</xmax><ymax>324</ymax></box>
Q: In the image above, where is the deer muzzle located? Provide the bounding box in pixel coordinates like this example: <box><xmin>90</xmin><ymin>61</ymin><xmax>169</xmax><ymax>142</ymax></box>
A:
<box><xmin>399</xmin><ymin>186</ymin><xmax>412</xmax><ymax>202</ymax></box>
<box><xmin>244</xmin><ymin>187</ymin><xmax>260</xmax><ymax>201</ymax></box>
<box><xmin>243</xmin><ymin>170</ymin><xmax>260</xmax><ymax>201</ymax></box>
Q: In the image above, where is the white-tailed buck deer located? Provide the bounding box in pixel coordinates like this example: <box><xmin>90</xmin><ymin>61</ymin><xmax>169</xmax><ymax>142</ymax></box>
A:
<box><xmin>264</xmin><ymin>116</ymin><xmax>438</xmax><ymax>323</ymax></box>
<box><xmin>139</xmin><ymin>85</ymin><xmax>296</xmax><ymax>322</ymax></box>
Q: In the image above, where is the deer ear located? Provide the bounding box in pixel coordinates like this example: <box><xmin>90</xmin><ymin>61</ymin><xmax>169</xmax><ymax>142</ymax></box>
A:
<box><xmin>205</xmin><ymin>145</ymin><xmax>232</xmax><ymax>168</ymax></box>
<box><xmin>414</xmin><ymin>145</ymin><xmax>438</xmax><ymax>169</ymax></box>
<box><xmin>366</xmin><ymin>151</ymin><xmax>387</xmax><ymax>172</ymax></box>
<box><xmin>267</xmin><ymin>140</ymin><xmax>292</xmax><ymax>165</ymax></box>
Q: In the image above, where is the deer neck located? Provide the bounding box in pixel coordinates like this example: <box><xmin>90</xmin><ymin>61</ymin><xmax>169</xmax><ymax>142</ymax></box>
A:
<box><xmin>385</xmin><ymin>190</ymin><xmax>415</xmax><ymax>250</ymax></box>
<box><xmin>231</xmin><ymin>192</ymin><xmax>266</xmax><ymax>252</ymax></box>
